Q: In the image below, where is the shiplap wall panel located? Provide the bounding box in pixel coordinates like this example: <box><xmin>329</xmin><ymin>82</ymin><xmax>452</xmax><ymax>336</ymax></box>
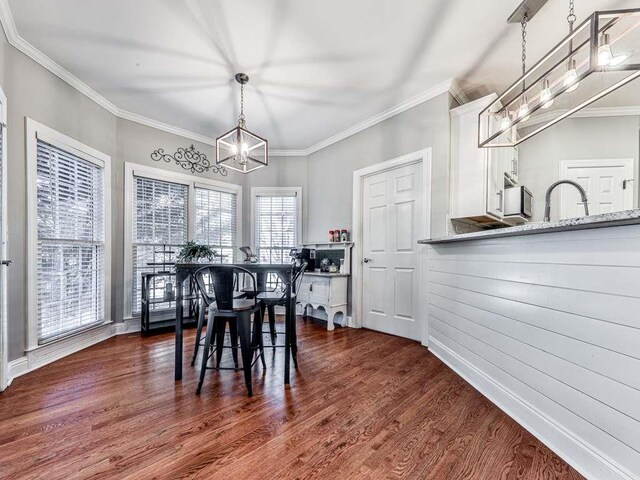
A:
<box><xmin>427</xmin><ymin>224</ymin><xmax>640</xmax><ymax>480</ymax></box>
<box><xmin>428</xmin><ymin>281</ymin><xmax>640</xmax><ymax>359</ymax></box>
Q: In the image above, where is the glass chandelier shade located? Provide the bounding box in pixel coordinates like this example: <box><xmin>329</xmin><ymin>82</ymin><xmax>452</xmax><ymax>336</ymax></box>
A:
<box><xmin>479</xmin><ymin>9</ymin><xmax>640</xmax><ymax>148</ymax></box>
<box><xmin>216</xmin><ymin>74</ymin><xmax>268</xmax><ymax>174</ymax></box>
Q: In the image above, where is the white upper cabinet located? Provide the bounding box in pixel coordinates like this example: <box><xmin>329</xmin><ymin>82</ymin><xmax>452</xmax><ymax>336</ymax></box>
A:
<box><xmin>450</xmin><ymin>93</ymin><xmax>518</xmax><ymax>224</ymax></box>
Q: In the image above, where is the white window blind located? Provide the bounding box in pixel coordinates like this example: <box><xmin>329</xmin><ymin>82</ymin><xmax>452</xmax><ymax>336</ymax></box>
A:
<box><xmin>194</xmin><ymin>186</ymin><xmax>237</xmax><ymax>263</ymax></box>
<box><xmin>255</xmin><ymin>194</ymin><xmax>298</xmax><ymax>263</ymax></box>
<box><xmin>132</xmin><ymin>176</ymin><xmax>188</xmax><ymax>314</ymax></box>
<box><xmin>36</xmin><ymin>140</ymin><xmax>105</xmax><ymax>343</ymax></box>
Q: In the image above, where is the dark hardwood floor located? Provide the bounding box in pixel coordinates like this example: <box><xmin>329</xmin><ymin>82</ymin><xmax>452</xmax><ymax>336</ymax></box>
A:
<box><xmin>0</xmin><ymin>317</ymin><xmax>583</xmax><ymax>480</ymax></box>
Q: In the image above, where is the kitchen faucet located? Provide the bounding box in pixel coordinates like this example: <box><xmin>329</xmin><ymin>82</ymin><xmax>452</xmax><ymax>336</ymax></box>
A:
<box><xmin>544</xmin><ymin>180</ymin><xmax>589</xmax><ymax>222</ymax></box>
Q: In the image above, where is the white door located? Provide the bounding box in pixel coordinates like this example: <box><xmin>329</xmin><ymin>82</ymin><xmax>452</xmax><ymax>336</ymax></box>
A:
<box><xmin>362</xmin><ymin>162</ymin><xmax>423</xmax><ymax>340</ymax></box>
<box><xmin>560</xmin><ymin>159</ymin><xmax>634</xmax><ymax>219</ymax></box>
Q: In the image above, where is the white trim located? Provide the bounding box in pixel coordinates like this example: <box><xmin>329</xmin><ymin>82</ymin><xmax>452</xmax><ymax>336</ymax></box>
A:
<box><xmin>250</xmin><ymin>186</ymin><xmax>303</xmax><ymax>253</ymax></box>
<box><xmin>306</xmin><ymin>81</ymin><xmax>455</xmax><ymax>155</ymax></box>
<box><xmin>115</xmin><ymin>318</ymin><xmax>141</xmax><ymax>335</ymax></box>
<box><xmin>25</xmin><ymin>118</ymin><xmax>112</xmax><ymax>352</ymax></box>
<box><xmin>351</xmin><ymin>148</ymin><xmax>432</xmax><ymax>345</ymax></box>
<box><xmin>429</xmin><ymin>338</ymin><xmax>637</xmax><ymax>480</ymax></box>
<box><xmin>123</xmin><ymin>162</ymin><xmax>243</xmax><ymax>319</ymax></box>
<box><xmin>0</xmin><ymin>84</ymin><xmax>7</xmax><ymax>391</ymax></box>
<box><xmin>7</xmin><ymin>323</ymin><xmax>115</xmax><ymax>385</ymax></box>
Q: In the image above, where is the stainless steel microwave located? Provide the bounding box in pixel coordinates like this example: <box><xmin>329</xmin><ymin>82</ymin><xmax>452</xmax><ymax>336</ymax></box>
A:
<box><xmin>504</xmin><ymin>186</ymin><xmax>533</xmax><ymax>218</ymax></box>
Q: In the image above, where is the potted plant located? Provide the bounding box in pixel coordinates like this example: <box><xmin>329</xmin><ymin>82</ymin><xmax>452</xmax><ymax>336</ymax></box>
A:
<box><xmin>177</xmin><ymin>241</ymin><xmax>217</xmax><ymax>263</ymax></box>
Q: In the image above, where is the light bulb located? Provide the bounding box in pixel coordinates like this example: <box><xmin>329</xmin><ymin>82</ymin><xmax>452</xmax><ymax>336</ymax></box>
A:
<box><xmin>500</xmin><ymin>111</ymin><xmax>512</xmax><ymax>131</ymax></box>
<box><xmin>517</xmin><ymin>96</ymin><xmax>530</xmax><ymax>122</ymax></box>
<box><xmin>563</xmin><ymin>59</ymin><xmax>579</xmax><ymax>93</ymax></box>
<box><xmin>241</xmin><ymin>142</ymin><xmax>249</xmax><ymax>154</ymax></box>
<box><xmin>231</xmin><ymin>144</ymin><xmax>238</xmax><ymax>154</ymax></box>
<box><xmin>540</xmin><ymin>78</ymin><xmax>554</xmax><ymax>109</ymax></box>
<box><xmin>598</xmin><ymin>34</ymin><xmax>614</xmax><ymax>66</ymax></box>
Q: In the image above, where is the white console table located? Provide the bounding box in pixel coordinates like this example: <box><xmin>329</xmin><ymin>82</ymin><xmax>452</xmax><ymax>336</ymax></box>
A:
<box><xmin>298</xmin><ymin>242</ymin><xmax>352</xmax><ymax>330</ymax></box>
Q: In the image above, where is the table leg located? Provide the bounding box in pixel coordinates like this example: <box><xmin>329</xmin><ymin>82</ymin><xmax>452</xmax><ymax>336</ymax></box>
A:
<box><xmin>284</xmin><ymin>277</ymin><xmax>292</xmax><ymax>385</ymax></box>
<box><xmin>175</xmin><ymin>272</ymin><xmax>185</xmax><ymax>381</ymax></box>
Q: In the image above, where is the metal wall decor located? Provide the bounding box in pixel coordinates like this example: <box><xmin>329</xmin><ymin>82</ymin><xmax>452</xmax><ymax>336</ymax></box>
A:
<box><xmin>150</xmin><ymin>145</ymin><xmax>227</xmax><ymax>176</ymax></box>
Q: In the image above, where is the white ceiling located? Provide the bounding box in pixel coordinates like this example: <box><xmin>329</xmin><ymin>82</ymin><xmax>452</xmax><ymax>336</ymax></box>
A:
<box><xmin>6</xmin><ymin>0</ymin><xmax>636</xmax><ymax>150</ymax></box>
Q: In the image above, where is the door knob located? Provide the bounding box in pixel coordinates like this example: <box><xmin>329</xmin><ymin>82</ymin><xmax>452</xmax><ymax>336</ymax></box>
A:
<box><xmin>0</xmin><ymin>260</ymin><xmax>11</xmax><ymax>266</ymax></box>
<box><xmin>363</xmin><ymin>258</ymin><xmax>372</xmax><ymax>263</ymax></box>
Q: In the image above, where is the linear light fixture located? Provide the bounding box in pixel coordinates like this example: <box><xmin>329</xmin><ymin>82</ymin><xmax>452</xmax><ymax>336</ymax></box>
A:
<box><xmin>479</xmin><ymin>8</ymin><xmax>640</xmax><ymax>148</ymax></box>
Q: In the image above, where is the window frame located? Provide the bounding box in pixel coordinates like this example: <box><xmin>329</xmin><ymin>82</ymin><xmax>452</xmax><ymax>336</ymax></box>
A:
<box><xmin>123</xmin><ymin>162</ymin><xmax>242</xmax><ymax>320</ymax></box>
<box><xmin>26</xmin><ymin>118</ymin><xmax>112</xmax><ymax>351</ymax></box>
<box><xmin>250</xmin><ymin>186</ymin><xmax>303</xmax><ymax>261</ymax></box>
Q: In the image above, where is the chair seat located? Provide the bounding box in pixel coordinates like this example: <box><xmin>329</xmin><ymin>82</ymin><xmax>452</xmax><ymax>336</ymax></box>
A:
<box><xmin>210</xmin><ymin>299</ymin><xmax>258</xmax><ymax>313</ymax></box>
<box><xmin>257</xmin><ymin>291</ymin><xmax>284</xmax><ymax>301</ymax></box>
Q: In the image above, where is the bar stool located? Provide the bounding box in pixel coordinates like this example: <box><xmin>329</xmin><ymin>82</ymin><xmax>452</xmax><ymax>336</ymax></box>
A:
<box><xmin>195</xmin><ymin>266</ymin><xmax>266</xmax><ymax>396</ymax></box>
<box><xmin>257</xmin><ymin>263</ymin><xmax>307</xmax><ymax>364</ymax></box>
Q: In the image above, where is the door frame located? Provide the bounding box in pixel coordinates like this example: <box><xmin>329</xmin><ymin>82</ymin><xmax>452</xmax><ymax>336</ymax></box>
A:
<box><xmin>352</xmin><ymin>148</ymin><xmax>432</xmax><ymax>345</ymax></box>
<box><xmin>0</xmin><ymin>85</ymin><xmax>7</xmax><ymax>390</ymax></box>
<box><xmin>559</xmin><ymin>158</ymin><xmax>636</xmax><ymax>219</ymax></box>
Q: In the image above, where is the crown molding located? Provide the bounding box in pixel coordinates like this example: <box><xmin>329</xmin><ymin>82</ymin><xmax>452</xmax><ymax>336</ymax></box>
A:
<box><xmin>306</xmin><ymin>78</ymin><xmax>458</xmax><ymax>155</ymax></box>
<box><xmin>0</xmin><ymin>0</ymin><xmax>467</xmax><ymax>158</ymax></box>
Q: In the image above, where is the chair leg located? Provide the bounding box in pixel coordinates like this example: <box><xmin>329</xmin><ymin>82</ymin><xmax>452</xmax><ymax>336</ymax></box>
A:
<box><xmin>191</xmin><ymin>302</ymin><xmax>206</xmax><ymax>366</ymax></box>
<box><xmin>238</xmin><ymin>312</ymin><xmax>254</xmax><ymax>397</ymax></box>
<box><xmin>196</xmin><ymin>314</ymin><xmax>215</xmax><ymax>395</ymax></box>
<box><xmin>215</xmin><ymin>318</ymin><xmax>226</xmax><ymax>368</ymax></box>
<box><xmin>267</xmin><ymin>305</ymin><xmax>277</xmax><ymax>345</ymax></box>
<box><xmin>229</xmin><ymin>320</ymin><xmax>239</xmax><ymax>369</ymax></box>
<box><xmin>291</xmin><ymin>298</ymin><xmax>299</xmax><ymax>369</ymax></box>
<box><xmin>253</xmin><ymin>309</ymin><xmax>267</xmax><ymax>369</ymax></box>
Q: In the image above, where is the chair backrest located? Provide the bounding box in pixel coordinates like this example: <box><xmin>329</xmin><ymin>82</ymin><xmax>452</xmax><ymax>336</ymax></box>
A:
<box><xmin>194</xmin><ymin>265</ymin><xmax>257</xmax><ymax>312</ymax></box>
<box><xmin>292</xmin><ymin>262</ymin><xmax>308</xmax><ymax>295</ymax></box>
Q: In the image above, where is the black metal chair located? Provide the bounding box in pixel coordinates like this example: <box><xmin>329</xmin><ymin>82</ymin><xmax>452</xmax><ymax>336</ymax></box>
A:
<box><xmin>190</xmin><ymin>270</ymin><xmax>240</xmax><ymax>367</ymax></box>
<box><xmin>257</xmin><ymin>263</ymin><xmax>307</xmax><ymax>364</ymax></box>
<box><xmin>195</xmin><ymin>266</ymin><xmax>266</xmax><ymax>396</ymax></box>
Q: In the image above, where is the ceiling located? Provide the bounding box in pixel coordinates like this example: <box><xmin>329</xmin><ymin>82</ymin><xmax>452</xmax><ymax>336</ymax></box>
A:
<box><xmin>6</xmin><ymin>0</ymin><xmax>636</xmax><ymax>151</ymax></box>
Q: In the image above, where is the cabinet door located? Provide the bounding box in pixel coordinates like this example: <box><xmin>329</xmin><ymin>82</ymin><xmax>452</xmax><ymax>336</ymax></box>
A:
<box><xmin>486</xmin><ymin>150</ymin><xmax>504</xmax><ymax>218</ymax></box>
<box><xmin>309</xmin><ymin>278</ymin><xmax>331</xmax><ymax>304</ymax></box>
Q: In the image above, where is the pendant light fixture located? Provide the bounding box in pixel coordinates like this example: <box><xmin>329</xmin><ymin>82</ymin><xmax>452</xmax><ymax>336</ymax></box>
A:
<box><xmin>479</xmin><ymin>1</ymin><xmax>640</xmax><ymax>148</ymax></box>
<box><xmin>216</xmin><ymin>73</ymin><xmax>268</xmax><ymax>174</ymax></box>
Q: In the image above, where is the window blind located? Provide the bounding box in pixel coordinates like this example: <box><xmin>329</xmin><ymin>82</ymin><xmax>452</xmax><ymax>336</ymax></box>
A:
<box><xmin>132</xmin><ymin>176</ymin><xmax>188</xmax><ymax>314</ymax></box>
<box><xmin>194</xmin><ymin>186</ymin><xmax>237</xmax><ymax>263</ymax></box>
<box><xmin>255</xmin><ymin>194</ymin><xmax>298</xmax><ymax>264</ymax></box>
<box><xmin>36</xmin><ymin>139</ymin><xmax>105</xmax><ymax>343</ymax></box>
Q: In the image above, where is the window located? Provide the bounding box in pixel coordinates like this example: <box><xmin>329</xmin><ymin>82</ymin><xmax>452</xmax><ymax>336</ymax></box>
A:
<box><xmin>27</xmin><ymin>120</ymin><xmax>111</xmax><ymax>346</ymax></box>
<box><xmin>131</xmin><ymin>177</ymin><xmax>188</xmax><ymax>315</ymax></box>
<box><xmin>124</xmin><ymin>164</ymin><xmax>242</xmax><ymax>318</ymax></box>
<box><xmin>194</xmin><ymin>185</ymin><xmax>237</xmax><ymax>263</ymax></box>
<box><xmin>252</xmin><ymin>187</ymin><xmax>302</xmax><ymax>263</ymax></box>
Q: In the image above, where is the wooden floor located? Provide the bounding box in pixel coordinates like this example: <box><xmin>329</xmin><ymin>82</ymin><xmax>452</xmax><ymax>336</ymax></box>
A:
<box><xmin>0</xmin><ymin>317</ymin><xmax>583</xmax><ymax>480</ymax></box>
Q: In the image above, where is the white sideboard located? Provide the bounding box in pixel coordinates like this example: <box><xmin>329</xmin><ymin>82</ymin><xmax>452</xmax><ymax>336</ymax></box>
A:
<box><xmin>299</xmin><ymin>242</ymin><xmax>352</xmax><ymax>330</ymax></box>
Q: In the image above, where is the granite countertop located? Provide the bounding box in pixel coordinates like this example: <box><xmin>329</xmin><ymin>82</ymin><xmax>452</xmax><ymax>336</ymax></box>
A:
<box><xmin>419</xmin><ymin>209</ymin><xmax>640</xmax><ymax>244</ymax></box>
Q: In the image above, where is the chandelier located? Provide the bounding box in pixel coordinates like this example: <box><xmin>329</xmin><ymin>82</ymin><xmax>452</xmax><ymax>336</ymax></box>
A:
<box><xmin>479</xmin><ymin>2</ymin><xmax>640</xmax><ymax>148</ymax></box>
<box><xmin>216</xmin><ymin>73</ymin><xmax>268</xmax><ymax>173</ymax></box>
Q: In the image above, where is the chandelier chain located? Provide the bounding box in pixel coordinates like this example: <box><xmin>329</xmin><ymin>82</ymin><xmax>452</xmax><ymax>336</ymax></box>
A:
<box><xmin>521</xmin><ymin>13</ymin><xmax>527</xmax><ymax>77</ymax></box>
<box><xmin>239</xmin><ymin>83</ymin><xmax>245</xmax><ymax>122</ymax></box>
<box><xmin>567</xmin><ymin>0</ymin><xmax>576</xmax><ymax>31</ymax></box>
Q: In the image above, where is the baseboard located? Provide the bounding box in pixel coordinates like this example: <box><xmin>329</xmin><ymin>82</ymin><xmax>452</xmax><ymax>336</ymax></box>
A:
<box><xmin>116</xmin><ymin>318</ymin><xmax>140</xmax><ymax>335</ymax></box>
<box><xmin>8</xmin><ymin>322</ymin><xmax>115</xmax><ymax>384</ymax></box>
<box><xmin>7</xmin><ymin>357</ymin><xmax>28</xmax><ymax>386</ymax></box>
<box><xmin>429</xmin><ymin>338</ymin><xmax>636</xmax><ymax>480</ymax></box>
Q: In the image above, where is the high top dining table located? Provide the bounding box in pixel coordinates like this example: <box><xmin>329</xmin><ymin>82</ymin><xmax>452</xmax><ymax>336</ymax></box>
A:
<box><xmin>173</xmin><ymin>262</ymin><xmax>298</xmax><ymax>384</ymax></box>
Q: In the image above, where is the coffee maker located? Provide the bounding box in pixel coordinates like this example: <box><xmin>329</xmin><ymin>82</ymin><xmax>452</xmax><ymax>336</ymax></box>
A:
<box><xmin>289</xmin><ymin>248</ymin><xmax>315</xmax><ymax>271</ymax></box>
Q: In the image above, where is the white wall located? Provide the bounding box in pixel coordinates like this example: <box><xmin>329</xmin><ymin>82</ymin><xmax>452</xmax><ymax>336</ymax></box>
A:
<box><xmin>427</xmin><ymin>226</ymin><xmax>640</xmax><ymax>480</ymax></box>
<box><xmin>518</xmin><ymin>116</ymin><xmax>640</xmax><ymax>222</ymax></box>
